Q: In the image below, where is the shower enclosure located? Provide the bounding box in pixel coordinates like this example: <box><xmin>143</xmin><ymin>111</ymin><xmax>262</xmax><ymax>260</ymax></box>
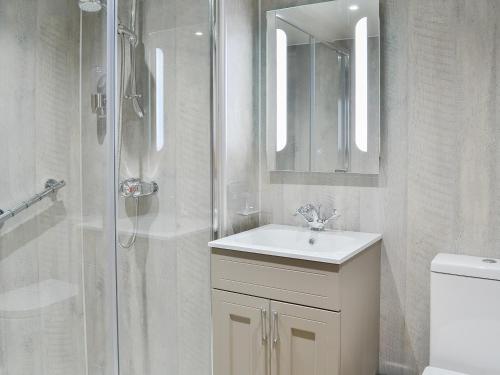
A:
<box><xmin>0</xmin><ymin>0</ymin><xmax>213</xmax><ymax>374</ymax></box>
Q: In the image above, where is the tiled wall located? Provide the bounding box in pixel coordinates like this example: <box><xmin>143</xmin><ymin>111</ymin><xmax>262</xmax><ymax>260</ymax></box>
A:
<box><xmin>258</xmin><ymin>0</ymin><xmax>500</xmax><ymax>374</ymax></box>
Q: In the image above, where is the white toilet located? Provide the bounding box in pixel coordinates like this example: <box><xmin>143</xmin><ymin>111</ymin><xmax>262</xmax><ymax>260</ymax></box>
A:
<box><xmin>423</xmin><ymin>253</ymin><xmax>500</xmax><ymax>375</ymax></box>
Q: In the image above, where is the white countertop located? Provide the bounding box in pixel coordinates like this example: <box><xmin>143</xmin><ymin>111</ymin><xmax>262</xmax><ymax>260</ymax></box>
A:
<box><xmin>208</xmin><ymin>224</ymin><xmax>382</xmax><ymax>264</ymax></box>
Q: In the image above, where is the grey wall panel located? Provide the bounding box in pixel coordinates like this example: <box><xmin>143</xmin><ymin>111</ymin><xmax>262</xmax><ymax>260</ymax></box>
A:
<box><xmin>258</xmin><ymin>0</ymin><xmax>500</xmax><ymax>374</ymax></box>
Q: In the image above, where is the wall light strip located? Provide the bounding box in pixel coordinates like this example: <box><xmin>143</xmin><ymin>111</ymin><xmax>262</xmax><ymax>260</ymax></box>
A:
<box><xmin>355</xmin><ymin>17</ymin><xmax>368</xmax><ymax>152</ymax></box>
<box><xmin>155</xmin><ymin>48</ymin><xmax>165</xmax><ymax>151</ymax></box>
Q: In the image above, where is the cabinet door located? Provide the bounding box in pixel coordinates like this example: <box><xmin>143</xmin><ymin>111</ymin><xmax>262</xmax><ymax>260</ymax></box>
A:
<box><xmin>270</xmin><ymin>301</ymin><xmax>340</xmax><ymax>375</ymax></box>
<box><xmin>212</xmin><ymin>290</ymin><xmax>269</xmax><ymax>375</ymax></box>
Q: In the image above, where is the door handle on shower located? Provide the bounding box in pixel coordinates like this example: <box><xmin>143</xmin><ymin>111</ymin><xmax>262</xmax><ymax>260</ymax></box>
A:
<box><xmin>91</xmin><ymin>92</ymin><xmax>106</xmax><ymax>117</ymax></box>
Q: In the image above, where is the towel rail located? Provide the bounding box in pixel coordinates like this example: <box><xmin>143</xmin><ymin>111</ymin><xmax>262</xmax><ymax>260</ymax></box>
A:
<box><xmin>0</xmin><ymin>179</ymin><xmax>66</xmax><ymax>226</ymax></box>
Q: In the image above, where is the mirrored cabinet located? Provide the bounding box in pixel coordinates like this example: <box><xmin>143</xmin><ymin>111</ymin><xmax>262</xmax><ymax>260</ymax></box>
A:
<box><xmin>264</xmin><ymin>0</ymin><xmax>380</xmax><ymax>174</ymax></box>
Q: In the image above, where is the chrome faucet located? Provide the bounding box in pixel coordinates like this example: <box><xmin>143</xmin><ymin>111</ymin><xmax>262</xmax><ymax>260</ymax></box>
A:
<box><xmin>120</xmin><ymin>178</ymin><xmax>159</xmax><ymax>198</ymax></box>
<box><xmin>294</xmin><ymin>203</ymin><xmax>339</xmax><ymax>231</ymax></box>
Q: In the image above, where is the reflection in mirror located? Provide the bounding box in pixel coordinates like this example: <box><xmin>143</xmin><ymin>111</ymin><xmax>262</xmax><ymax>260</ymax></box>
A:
<box><xmin>276</xmin><ymin>28</ymin><xmax>288</xmax><ymax>153</ymax></box>
<box><xmin>265</xmin><ymin>0</ymin><xmax>380</xmax><ymax>174</ymax></box>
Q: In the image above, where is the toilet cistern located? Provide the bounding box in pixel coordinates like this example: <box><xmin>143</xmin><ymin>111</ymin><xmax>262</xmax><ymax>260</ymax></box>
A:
<box><xmin>424</xmin><ymin>253</ymin><xmax>500</xmax><ymax>375</ymax></box>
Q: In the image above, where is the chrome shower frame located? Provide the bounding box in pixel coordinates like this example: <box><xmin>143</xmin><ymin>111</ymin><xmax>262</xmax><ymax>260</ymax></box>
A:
<box><xmin>105</xmin><ymin>3</ymin><xmax>120</xmax><ymax>375</ymax></box>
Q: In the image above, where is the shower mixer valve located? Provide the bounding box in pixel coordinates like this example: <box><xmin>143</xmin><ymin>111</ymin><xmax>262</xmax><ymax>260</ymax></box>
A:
<box><xmin>120</xmin><ymin>178</ymin><xmax>159</xmax><ymax>198</ymax></box>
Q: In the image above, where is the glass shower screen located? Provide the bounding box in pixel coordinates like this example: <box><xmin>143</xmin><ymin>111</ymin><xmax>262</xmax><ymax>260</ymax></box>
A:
<box><xmin>0</xmin><ymin>0</ymin><xmax>212</xmax><ymax>374</ymax></box>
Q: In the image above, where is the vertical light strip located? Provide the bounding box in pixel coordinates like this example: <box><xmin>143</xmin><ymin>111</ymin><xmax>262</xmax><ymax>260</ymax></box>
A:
<box><xmin>337</xmin><ymin>98</ymin><xmax>343</xmax><ymax>150</ymax></box>
<box><xmin>155</xmin><ymin>48</ymin><xmax>165</xmax><ymax>151</ymax></box>
<box><xmin>276</xmin><ymin>28</ymin><xmax>287</xmax><ymax>152</ymax></box>
<box><xmin>355</xmin><ymin>17</ymin><xmax>368</xmax><ymax>152</ymax></box>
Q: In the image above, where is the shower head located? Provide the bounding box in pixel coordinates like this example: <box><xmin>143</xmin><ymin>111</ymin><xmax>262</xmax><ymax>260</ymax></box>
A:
<box><xmin>79</xmin><ymin>0</ymin><xmax>103</xmax><ymax>12</ymax></box>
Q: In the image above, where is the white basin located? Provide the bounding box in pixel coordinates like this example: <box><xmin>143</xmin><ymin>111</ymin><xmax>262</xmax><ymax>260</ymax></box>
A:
<box><xmin>208</xmin><ymin>224</ymin><xmax>382</xmax><ymax>264</ymax></box>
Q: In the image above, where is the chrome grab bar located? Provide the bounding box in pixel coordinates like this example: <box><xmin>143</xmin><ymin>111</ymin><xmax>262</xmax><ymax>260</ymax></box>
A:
<box><xmin>0</xmin><ymin>179</ymin><xmax>66</xmax><ymax>226</ymax></box>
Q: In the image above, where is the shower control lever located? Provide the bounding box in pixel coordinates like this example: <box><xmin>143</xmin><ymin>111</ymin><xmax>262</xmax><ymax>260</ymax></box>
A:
<box><xmin>91</xmin><ymin>93</ymin><xmax>106</xmax><ymax>117</ymax></box>
<box><xmin>120</xmin><ymin>178</ymin><xmax>159</xmax><ymax>198</ymax></box>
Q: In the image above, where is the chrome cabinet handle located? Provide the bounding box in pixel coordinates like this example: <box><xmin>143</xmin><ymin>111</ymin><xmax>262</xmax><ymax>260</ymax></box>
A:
<box><xmin>260</xmin><ymin>308</ymin><xmax>267</xmax><ymax>343</ymax></box>
<box><xmin>272</xmin><ymin>311</ymin><xmax>279</xmax><ymax>347</ymax></box>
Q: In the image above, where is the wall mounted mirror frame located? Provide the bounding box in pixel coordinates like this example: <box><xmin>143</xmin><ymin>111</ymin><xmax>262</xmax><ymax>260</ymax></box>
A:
<box><xmin>263</xmin><ymin>0</ymin><xmax>380</xmax><ymax>175</ymax></box>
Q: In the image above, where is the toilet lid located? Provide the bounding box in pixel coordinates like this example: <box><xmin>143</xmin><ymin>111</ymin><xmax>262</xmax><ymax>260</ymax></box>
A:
<box><xmin>423</xmin><ymin>367</ymin><xmax>468</xmax><ymax>375</ymax></box>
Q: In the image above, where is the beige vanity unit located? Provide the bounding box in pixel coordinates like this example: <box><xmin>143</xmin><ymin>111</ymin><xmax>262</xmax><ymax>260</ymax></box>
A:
<box><xmin>209</xmin><ymin>224</ymin><xmax>382</xmax><ymax>375</ymax></box>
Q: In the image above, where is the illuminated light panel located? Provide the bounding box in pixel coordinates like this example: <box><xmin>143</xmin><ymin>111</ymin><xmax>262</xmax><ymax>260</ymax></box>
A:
<box><xmin>355</xmin><ymin>17</ymin><xmax>368</xmax><ymax>152</ymax></box>
<box><xmin>155</xmin><ymin>48</ymin><xmax>165</xmax><ymax>151</ymax></box>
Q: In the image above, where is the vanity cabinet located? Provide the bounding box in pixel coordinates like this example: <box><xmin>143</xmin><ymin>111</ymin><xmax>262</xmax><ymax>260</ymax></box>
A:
<box><xmin>212</xmin><ymin>290</ymin><xmax>268</xmax><ymax>375</ymax></box>
<box><xmin>212</xmin><ymin>290</ymin><xmax>340</xmax><ymax>375</ymax></box>
<box><xmin>270</xmin><ymin>300</ymin><xmax>340</xmax><ymax>375</ymax></box>
<box><xmin>211</xmin><ymin>242</ymin><xmax>381</xmax><ymax>375</ymax></box>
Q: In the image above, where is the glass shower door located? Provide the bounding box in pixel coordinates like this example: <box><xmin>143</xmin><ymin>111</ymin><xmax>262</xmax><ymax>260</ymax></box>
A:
<box><xmin>113</xmin><ymin>0</ymin><xmax>213</xmax><ymax>374</ymax></box>
<box><xmin>0</xmin><ymin>1</ymin><xmax>118</xmax><ymax>374</ymax></box>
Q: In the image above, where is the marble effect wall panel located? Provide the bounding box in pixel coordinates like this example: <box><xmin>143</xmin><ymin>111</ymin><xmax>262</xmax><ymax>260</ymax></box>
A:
<box><xmin>259</xmin><ymin>0</ymin><xmax>500</xmax><ymax>374</ymax></box>
<box><xmin>219</xmin><ymin>0</ymin><xmax>261</xmax><ymax>236</ymax></box>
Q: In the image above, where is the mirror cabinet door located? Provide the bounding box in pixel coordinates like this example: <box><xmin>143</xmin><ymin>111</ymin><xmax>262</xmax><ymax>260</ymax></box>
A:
<box><xmin>265</xmin><ymin>0</ymin><xmax>380</xmax><ymax>174</ymax></box>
